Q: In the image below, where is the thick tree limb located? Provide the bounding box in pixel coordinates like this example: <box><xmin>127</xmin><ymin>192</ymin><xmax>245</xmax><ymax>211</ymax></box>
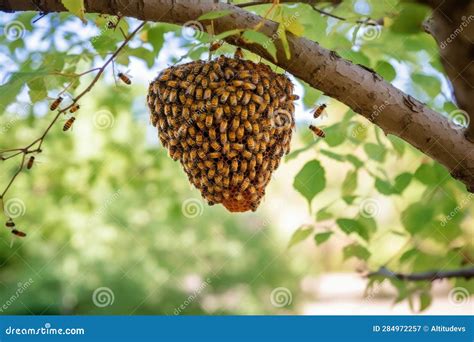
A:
<box><xmin>421</xmin><ymin>0</ymin><xmax>474</xmax><ymax>142</ymax></box>
<box><xmin>368</xmin><ymin>266</ymin><xmax>474</xmax><ymax>281</ymax></box>
<box><xmin>1</xmin><ymin>0</ymin><xmax>473</xmax><ymax>191</ymax></box>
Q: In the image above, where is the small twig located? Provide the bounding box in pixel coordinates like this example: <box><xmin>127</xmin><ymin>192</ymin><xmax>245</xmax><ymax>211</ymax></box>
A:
<box><xmin>367</xmin><ymin>266</ymin><xmax>474</xmax><ymax>281</ymax></box>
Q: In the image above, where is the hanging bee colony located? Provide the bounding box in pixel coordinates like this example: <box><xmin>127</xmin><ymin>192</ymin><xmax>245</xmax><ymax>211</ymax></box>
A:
<box><xmin>147</xmin><ymin>51</ymin><xmax>299</xmax><ymax>212</ymax></box>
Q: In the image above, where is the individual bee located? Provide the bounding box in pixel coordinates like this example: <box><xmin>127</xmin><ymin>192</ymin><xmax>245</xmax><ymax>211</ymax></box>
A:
<box><xmin>256</xmin><ymin>84</ymin><xmax>264</xmax><ymax>96</ymax></box>
<box><xmin>107</xmin><ymin>12</ymin><xmax>123</xmax><ymax>29</ymax></box>
<box><xmin>5</xmin><ymin>219</ymin><xmax>15</xmax><ymax>228</ymax></box>
<box><xmin>240</xmin><ymin>160</ymin><xmax>248</xmax><ymax>173</ymax></box>
<box><xmin>248</xmin><ymin>103</ymin><xmax>256</xmax><ymax>117</ymax></box>
<box><xmin>168</xmin><ymin>89</ymin><xmax>178</xmax><ymax>103</ymax></box>
<box><xmin>11</xmin><ymin>229</ymin><xmax>26</xmax><ymax>237</ymax></box>
<box><xmin>229</xmin><ymin>94</ymin><xmax>238</xmax><ymax>106</ymax></box>
<box><xmin>236</xmin><ymin>126</ymin><xmax>244</xmax><ymax>140</ymax></box>
<box><xmin>209</xmin><ymin>71</ymin><xmax>219</xmax><ymax>82</ymax></box>
<box><xmin>26</xmin><ymin>156</ymin><xmax>35</xmax><ymax>169</ymax></box>
<box><xmin>231</xmin><ymin>159</ymin><xmax>239</xmax><ymax>172</ymax></box>
<box><xmin>186</xmin><ymin>83</ymin><xmax>196</xmax><ymax>97</ymax></box>
<box><xmin>241</xmin><ymin>178</ymin><xmax>250</xmax><ymax>191</ymax></box>
<box><xmin>242</xmin><ymin>150</ymin><xmax>252</xmax><ymax>160</ymax></box>
<box><xmin>243</xmin><ymin>82</ymin><xmax>256</xmax><ymax>91</ymax></box>
<box><xmin>209</xmin><ymin>40</ymin><xmax>223</xmax><ymax>53</ymax></box>
<box><xmin>224</xmin><ymin>68</ymin><xmax>234</xmax><ymax>80</ymax></box>
<box><xmin>312</xmin><ymin>104</ymin><xmax>327</xmax><ymax>119</ymax></box>
<box><xmin>309</xmin><ymin>124</ymin><xmax>326</xmax><ymax>138</ymax></box>
<box><xmin>209</xmin><ymin>128</ymin><xmax>217</xmax><ymax>141</ymax></box>
<box><xmin>205</xmin><ymin>114</ymin><xmax>213</xmax><ymax>127</ymax></box>
<box><xmin>172</xmin><ymin>68</ymin><xmax>185</xmax><ymax>79</ymax></box>
<box><xmin>242</xmin><ymin>92</ymin><xmax>251</xmax><ymax>105</ymax></box>
<box><xmin>220</xmin><ymin>90</ymin><xmax>230</xmax><ymax>103</ymax></box>
<box><xmin>234</xmin><ymin>47</ymin><xmax>244</xmax><ymax>59</ymax></box>
<box><xmin>231</xmin><ymin>143</ymin><xmax>244</xmax><ymax>152</ymax></box>
<box><xmin>50</xmin><ymin>96</ymin><xmax>63</xmax><ymax>111</ymax></box>
<box><xmin>118</xmin><ymin>72</ymin><xmax>132</xmax><ymax>85</ymax></box>
<box><xmin>158</xmin><ymin>72</ymin><xmax>171</xmax><ymax>82</ymax></box>
<box><xmin>247</xmin><ymin>137</ymin><xmax>256</xmax><ymax>151</ymax></box>
<box><xmin>203</xmin><ymin>88</ymin><xmax>212</xmax><ymax>100</ymax></box>
<box><xmin>63</xmin><ymin>117</ymin><xmax>76</xmax><ymax>131</ymax></box>
<box><xmin>69</xmin><ymin>104</ymin><xmax>80</xmax><ymax>113</ymax></box>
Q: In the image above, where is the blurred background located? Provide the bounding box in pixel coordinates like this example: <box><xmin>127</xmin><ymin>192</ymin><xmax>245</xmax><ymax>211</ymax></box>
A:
<box><xmin>0</xmin><ymin>0</ymin><xmax>472</xmax><ymax>315</ymax></box>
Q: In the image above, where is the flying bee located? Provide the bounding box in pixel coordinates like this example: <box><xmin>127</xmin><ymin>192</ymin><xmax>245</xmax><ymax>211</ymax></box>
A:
<box><xmin>50</xmin><ymin>96</ymin><xmax>63</xmax><ymax>111</ymax></box>
<box><xmin>63</xmin><ymin>117</ymin><xmax>76</xmax><ymax>131</ymax></box>
<box><xmin>69</xmin><ymin>104</ymin><xmax>80</xmax><ymax>113</ymax></box>
<box><xmin>234</xmin><ymin>47</ymin><xmax>244</xmax><ymax>59</ymax></box>
<box><xmin>26</xmin><ymin>156</ymin><xmax>35</xmax><ymax>169</ymax></box>
<box><xmin>5</xmin><ymin>219</ymin><xmax>15</xmax><ymax>228</ymax></box>
<box><xmin>309</xmin><ymin>124</ymin><xmax>326</xmax><ymax>138</ymax></box>
<box><xmin>312</xmin><ymin>104</ymin><xmax>327</xmax><ymax>119</ymax></box>
<box><xmin>11</xmin><ymin>229</ymin><xmax>26</xmax><ymax>237</ymax></box>
<box><xmin>118</xmin><ymin>72</ymin><xmax>132</xmax><ymax>85</ymax></box>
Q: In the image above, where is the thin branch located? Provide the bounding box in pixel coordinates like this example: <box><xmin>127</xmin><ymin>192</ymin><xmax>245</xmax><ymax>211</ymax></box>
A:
<box><xmin>367</xmin><ymin>266</ymin><xmax>474</xmax><ymax>281</ymax></box>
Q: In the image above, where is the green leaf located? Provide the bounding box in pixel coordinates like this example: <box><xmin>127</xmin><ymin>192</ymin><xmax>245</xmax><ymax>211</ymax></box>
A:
<box><xmin>293</xmin><ymin>160</ymin><xmax>326</xmax><ymax>208</ymax></box>
<box><xmin>419</xmin><ymin>291</ymin><xmax>432</xmax><ymax>312</ymax></box>
<box><xmin>387</xmin><ymin>135</ymin><xmax>405</xmax><ymax>157</ymax></box>
<box><xmin>375</xmin><ymin>61</ymin><xmax>396</xmax><ymax>82</ymax></box>
<box><xmin>197</xmin><ymin>10</ymin><xmax>233</xmax><ymax>21</ymax></box>
<box><xmin>316</xmin><ymin>206</ymin><xmax>333</xmax><ymax>221</ymax></box>
<box><xmin>242</xmin><ymin>30</ymin><xmax>277</xmax><ymax>62</ymax></box>
<box><xmin>342</xmin><ymin>195</ymin><xmax>357</xmax><ymax>205</ymax></box>
<box><xmin>147</xmin><ymin>25</ymin><xmax>166</xmax><ymax>52</ymax></box>
<box><xmin>320</xmin><ymin>149</ymin><xmax>345</xmax><ymax>162</ymax></box>
<box><xmin>346</xmin><ymin>155</ymin><xmax>364</xmax><ymax>169</ymax></box>
<box><xmin>364</xmin><ymin>143</ymin><xmax>386</xmax><ymax>162</ymax></box>
<box><xmin>314</xmin><ymin>232</ymin><xmax>333</xmax><ymax>246</ymax></box>
<box><xmin>414</xmin><ymin>163</ymin><xmax>449</xmax><ymax>186</ymax></box>
<box><xmin>400</xmin><ymin>248</ymin><xmax>419</xmax><ymax>264</ymax></box>
<box><xmin>401</xmin><ymin>203</ymin><xmax>434</xmax><ymax>234</ymax></box>
<box><xmin>390</xmin><ymin>3</ymin><xmax>429</xmax><ymax>34</ymax></box>
<box><xmin>343</xmin><ymin>243</ymin><xmax>371</xmax><ymax>261</ymax></box>
<box><xmin>288</xmin><ymin>225</ymin><xmax>314</xmax><ymax>248</ymax></box>
<box><xmin>324</xmin><ymin>123</ymin><xmax>346</xmax><ymax>147</ymax></box>
<box><xmin>342</xmin><ymin>170</ymin><xmax>358</xmax><ymax>196</ymax></box>
<box><xmin>412</xmin><ymin>73</ymin><xmax>441</xmax><ymax>98</ymax></box>
<box><xmin>375</xmin><ymin>177</ymin><xmax>393</xmax><ymax>195</ymax></box>
<box><xmin>393</xmin><ymin>172</ymin><xmax>412</xmax><ymax>194</ymax></box>
<box><xmin>61</xmin><ymin>0</ymin><xmax>86</xmax><ymax>23</ymax></box>
<box><xmin>336</xmin><ymin>218</ymin><xmax>369</xmax><ymax>241</ymax></box>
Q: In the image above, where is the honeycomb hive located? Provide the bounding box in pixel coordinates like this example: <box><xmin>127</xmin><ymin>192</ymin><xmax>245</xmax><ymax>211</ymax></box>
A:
<box><xmin>147</xmin><ymin>54</ymin><xmax>298</xmax><ymax>212</ymax></box>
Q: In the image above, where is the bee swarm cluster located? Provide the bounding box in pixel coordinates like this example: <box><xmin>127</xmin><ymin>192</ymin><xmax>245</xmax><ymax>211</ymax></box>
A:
<box><xmin>147</xmin><ymin>55</ymin><xmax>298</xmax><ymax>212</ymax></box>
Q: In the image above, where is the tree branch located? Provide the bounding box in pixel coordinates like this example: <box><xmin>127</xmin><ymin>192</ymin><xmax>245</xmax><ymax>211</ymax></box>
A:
<box><xmin>420</xmin><ymin>0</ymin><xmax>474</xmax><ymax>142</ymax></box>
<box><xmin>1</xmin><ymin>0</ymin><xmax>473</xmax><ymax>192</ymax></box>
<box><xmin>368</xmin><ymin>266</ymin><xmax>474</xmax><ymax>281</ymax></box>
